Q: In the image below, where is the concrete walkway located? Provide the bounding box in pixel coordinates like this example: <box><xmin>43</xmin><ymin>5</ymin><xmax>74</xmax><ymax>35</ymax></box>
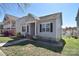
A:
<box><xmin>0</xmin><ymin>38</ymin><xmax>29</xmax><ymax>56</ymax></box>
<box><xmin>0</xmin><ymin>43</ymin><xmax>6</xmax><ymax>46</ymax></box>
<box><xmin>0</xmin><ymin>39</ymin><xmax>28</xmax><ymax>47</ymax></box>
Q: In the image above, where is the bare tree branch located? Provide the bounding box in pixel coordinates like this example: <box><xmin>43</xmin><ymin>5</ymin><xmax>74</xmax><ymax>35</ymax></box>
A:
<box><xmin>0</xmin><ymin>3</ymin><xmax>30</xmax><ymax>15</ymax></box>
<box><xmin>17</xmin><ymin>3</ymin><xmax>30</xmax><ymax>13</ymax></box>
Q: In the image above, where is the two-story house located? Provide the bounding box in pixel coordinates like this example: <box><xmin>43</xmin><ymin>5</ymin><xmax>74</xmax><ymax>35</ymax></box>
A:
<box><xmin>3</xmin><ymin>14</ymin><xmax>18</xmax><ymax>36</ymax></box>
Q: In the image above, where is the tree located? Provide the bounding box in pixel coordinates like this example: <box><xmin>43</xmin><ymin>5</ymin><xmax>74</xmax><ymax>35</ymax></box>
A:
<box><xmin>0</xmin><ymin>3</ymin><xmax>30</xmax><ymax>15</ymax></box>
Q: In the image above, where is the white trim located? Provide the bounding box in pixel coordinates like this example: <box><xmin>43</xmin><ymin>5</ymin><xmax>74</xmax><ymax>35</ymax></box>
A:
<box><xmin>23</xmin><ymin>23</ymin><xmax>30</xmax><ymax>35</ymax></box>
<box><xmin>35</xmin><ymin>21</ymin><xmax>36</xmax><ymax>36</ymax></box>
<box><xmin>28</xmin><ymin>24</ymin><xmax>31</xmax><ymax>34</ymax></box>
<box><xmin>26</xmin><ymin>21</ymin><xmax>36</xmax><ymax>36</ymax></box>
<box><xmin>40</xmin><ymin>22</ymin><xmax>51</xmax><ymax>24</ymax></box>
<box><xmin>26</xmin><ymin>21</ymin><xmax>36</xmax><ymax>23</ymax></box>
<box><xmin>39</xmin><ymin>22</ymin><xmax>52</xmax><ymax>32</ymax></box>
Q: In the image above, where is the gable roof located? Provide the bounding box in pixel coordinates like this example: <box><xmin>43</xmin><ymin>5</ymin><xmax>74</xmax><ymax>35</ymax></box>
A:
<box><xmin>4</xmin><ymin>14</ymin><xmax>18</xmax><ymax>19</ymax></box>
<box><xmin>39</xmin><ymin>12</ymin><xmax>62</xmax><ymax>19</ymax></box>
<box><xmin>18</xmin><ymin>13</ymin><xmax>40</xmax><ymax>21</ymax></box>
<box><xmin>3</xmin><ymin>14</ymin><xmax>18</xmax><ymax>22</ymax></box>
<box><xmin>28</xmin><ymin>13</ymin><xmax>40</xmax><ymax>20</ymax></box>
<box><xmin>3</xmin><ymin>12</ymin><xmax>62</xmax><ymax>25</ymax></box>
<box><xmin>39</xmin><ymin>12</ymin><xmax>62</xmax><ymax>25</ymax></box>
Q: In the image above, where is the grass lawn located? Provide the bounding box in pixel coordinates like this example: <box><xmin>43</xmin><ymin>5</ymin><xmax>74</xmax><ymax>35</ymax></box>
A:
<box><xmin>0</xmin><ymin>37</ymin><xmax>13</xmax><ymax>43</ymax></box>
<box><xmin>0</xmin><ymin>40</ymin><xmax>62</xmax><ymax>56</ymax></box>
<box><xmin>0</xmin><ymin>36</ymin><xmax>79</xmax><ymax>56</ymax></box>
<box><xmin>62</xmin><ymin>36</ymin><xmax>79</xmax><ymax>56</ymax></box>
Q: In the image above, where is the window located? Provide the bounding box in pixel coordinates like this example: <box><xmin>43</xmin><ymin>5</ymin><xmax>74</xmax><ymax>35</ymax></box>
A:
<box><xmin>40</xmin><ymin>24</ymin><xmax>45</xmax><ymax>32</ymax></box>
<box><xmin>22</xmin><ymin>26</ymin><xmax>26</xmax><ymax>32</ymax></box>
<box><xmin>27</xmin><ymin>25</ymin><xmax>29</xmax><ymax>32</ymax></box>
<box><xmin>12</xmin><ymin>22</ymin><xmax>16</xmax><ymax>27</ymax></box>
<box><xmin>46</xmin><ymin>23</ymin><xmax>50</xmax><ymax>32</ymax></box>
<box><xmin>40</xmin><ymin>22</ymin><xmax>53</xmax><ymax>32</ymax></box>
<box><xmin>41</xmin><ymin>24</ymin><xmax>45</xmax><ymax>32</ymax></box>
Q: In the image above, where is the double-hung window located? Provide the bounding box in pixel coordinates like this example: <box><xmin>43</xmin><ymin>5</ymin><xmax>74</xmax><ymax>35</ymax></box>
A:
<box><xmin>22</xmin><ymin>26</ymin><xmax>26</xmax><ymax>32</ymax></box>
<box><xmin>42</xmin><ymin>24</ymin><xmax>45</xmax><ymax>32</ymax></box>
<box><xmin>40</xmin><ymin>22</ymin><xmax>53</xmax><ymax>32</ymax></box>
<box><xmin>46</xmin><ymin>23</ymin><xmax>50</xmax><ymax>32</ymax></box>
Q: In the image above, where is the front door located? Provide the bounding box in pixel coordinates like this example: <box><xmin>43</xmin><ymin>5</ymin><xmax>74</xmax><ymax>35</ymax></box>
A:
<box><xmin>26</xmin><ymin>23</ymin><xmax>35</xmax><ymax>36</ymax></box>
<box><xmin>30</xmin><ymin>23</ymin><xmax>35</xmax><ymax>36</ymax></box>
<box><xmin>26</xmin><ymin>24</ymin><xmax>30</xmax><ymax>34</ymax></box>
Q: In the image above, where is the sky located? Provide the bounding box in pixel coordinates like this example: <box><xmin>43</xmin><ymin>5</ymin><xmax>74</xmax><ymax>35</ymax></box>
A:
<box><xmin>0</xmin><ymin>3</ymin><xmax>79</xmax><ymax>28</ymax></box>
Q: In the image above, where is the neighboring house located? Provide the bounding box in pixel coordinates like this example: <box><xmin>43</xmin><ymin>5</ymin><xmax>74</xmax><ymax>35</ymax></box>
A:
<box><xmin>3</xmin><ymin>14</ymin><xmax>18</xmax><ymax>36</ymax></box>
<box><xmin>76</xmin><ymin>9</ymin><xmax>79</xmax><ymax>37</ymax></box>
<box><xmin>16</xmin><ymin>13</ymin><xmax>62</xmax><ymax>41</ymax></box>
<box><xmin>62</xmin><ymin>27</ymin><xmax>77</xmax><ymax>36</ymax></box>
<box><xmin>0</xmin><ymin>22</ymin><xmax>3</xmax><ymax>36</ymax></box>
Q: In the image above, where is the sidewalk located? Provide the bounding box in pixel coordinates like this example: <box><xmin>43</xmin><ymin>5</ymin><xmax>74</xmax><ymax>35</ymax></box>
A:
<box><xmin>0</xmin><ymin>39</ymin><xmax>28</xmax><ymax>47</ymax></box>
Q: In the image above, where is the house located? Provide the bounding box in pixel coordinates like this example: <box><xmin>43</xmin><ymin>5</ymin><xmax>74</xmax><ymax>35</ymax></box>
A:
<box><xmin>62</xmin><ymin>27</ymin><xmax>77</xmax><ymax>36</ymax></box>
<box><xmin>16</xmin><ymin>12</ymin><xmax>62</xmax><ymax>41</ymax></box>
<box><xmin>76</xmin><ymin>9</ymin><xmax>79</xmax><ymax>37</ymax></box>
<box><xmin>0</xmin><ymin>22</ymin><xmax>3</xmax><ymax>36</ymax></box>
<box><xmin>3</xmin><ymin>14</ymin><xmax>18</xmax><ymax>36</ymax></box>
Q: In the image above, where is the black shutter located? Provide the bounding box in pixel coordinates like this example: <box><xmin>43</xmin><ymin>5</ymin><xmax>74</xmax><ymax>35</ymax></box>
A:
<box><xmin>50</xmin><ymin>23</ymin><xmax>53</xmax><ymax>32</ymax></box>
<box><xmin>40</xmin><ymin>24</ymin><xmax>42</xmax><ymax>32</ymax></box>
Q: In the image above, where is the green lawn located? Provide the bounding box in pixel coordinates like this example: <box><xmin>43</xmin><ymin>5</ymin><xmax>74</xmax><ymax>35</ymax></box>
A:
<box><xmin>0</xmin><ymin>37</ymin><xmax>13</xmax><ymax>43</ymax></box>
<box><xmin>0</xmin><ymin>44</ymin><xmax>62</xmax><ymax>56</ymax></box>
<box><xmin>62</xmin><ymin>36</ymin><xmax>79</xmax><ymax>56</ymax></box>
<box><xmin>0</xmin><ymin>36</ymin><xmax>79</xmax><ymax>56</ymax></box>
<box><xmin>0</xmin><ymin>40</ymin><xmax>61</xmax><ymax>56</ymax></box>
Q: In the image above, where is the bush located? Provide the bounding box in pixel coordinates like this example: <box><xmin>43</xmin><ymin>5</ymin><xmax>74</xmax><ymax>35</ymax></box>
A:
<box><xmin>32</xmin><ymin>36</ymin><xmax>38</xmax><ymax>40</ymax></box>
<box><xmin>16</xmin><ymin>32</ymin><xmax>26</xmax><ymax>39</ymax></box>
<box><xmin>72</xmin><ymin>36</ymin><xmax>78</xmax><ymax>39</ymax></box>
<box><xmin>16</xmin><ymin>32</ymin><xmax>21</xmax><ymax>37</ymax></box>
<box><xmin>3</xmin><ymin>31</ymin><xmax>10</xmax><ymax>37</ymax></box>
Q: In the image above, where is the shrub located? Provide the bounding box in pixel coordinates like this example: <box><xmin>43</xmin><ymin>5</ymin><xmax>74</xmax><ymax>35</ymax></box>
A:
<box><xmin>3</xmin><ymin>31</ymin><xmax>9</xmax><ymax>36</ymax></box>
<box><xmin>72</xmin><ymin>36</ymin><xmax>78</xmax><ymax>39</ymax></box>
<box><xmin>32</xmin><ymin>36</ymin><xmax>38</xmax><ymax>40</ymax></box>
<box><xmin>16</xmin><ymin>32</ymin><xmax>21</xmax><ymax>37</ymax></box>
<box><xmin>16</xmin><ymin>32</ymin><xmax>26</xmax><ymax>39</ymax></box>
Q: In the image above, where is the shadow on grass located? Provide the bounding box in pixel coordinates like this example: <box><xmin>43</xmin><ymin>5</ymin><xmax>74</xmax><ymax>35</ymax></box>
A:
<box><xmin>3</xmin><ymin>38</ymin><xmax>66</xmax><ymax>53</ymax></box>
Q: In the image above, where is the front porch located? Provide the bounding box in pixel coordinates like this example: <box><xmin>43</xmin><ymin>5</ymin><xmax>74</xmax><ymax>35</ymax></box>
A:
<box><xmin>22</xmin><ymin>21</ymin><xmax>37</xmax><ymax>37</ymax></box>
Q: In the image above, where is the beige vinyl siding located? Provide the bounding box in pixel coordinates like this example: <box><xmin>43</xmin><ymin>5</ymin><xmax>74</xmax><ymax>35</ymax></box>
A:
<box><xmin>55</xmin><ymin>14</ymin><xmax>62</xmax><ymax>40</ymax></box>
<box><xmin>37</xmin><ymin>19</ymin><xmax>57</xmax><ymax>40</ymax></box>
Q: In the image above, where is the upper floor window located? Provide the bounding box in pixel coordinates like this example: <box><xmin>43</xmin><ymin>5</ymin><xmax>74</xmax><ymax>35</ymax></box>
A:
<box><xmin>12</xmin><ymin>21</ymin><xmax>16</xmax><ymax>27</ymax></box>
